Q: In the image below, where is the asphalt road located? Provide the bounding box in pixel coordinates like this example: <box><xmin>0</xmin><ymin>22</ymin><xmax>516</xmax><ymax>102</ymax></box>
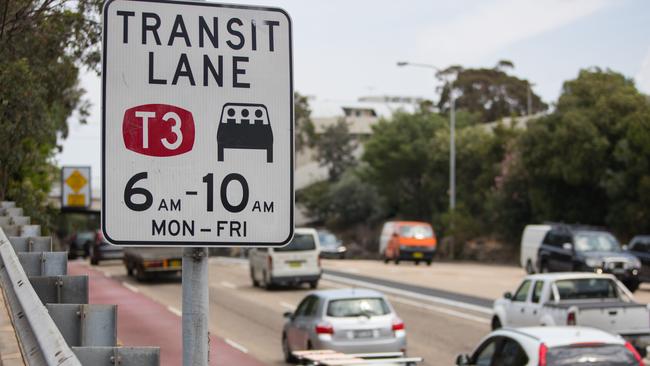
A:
<box><xmin>85</xmin><ymin>258</ymin><xmax>650</xmax><ymax>366</ymax></box>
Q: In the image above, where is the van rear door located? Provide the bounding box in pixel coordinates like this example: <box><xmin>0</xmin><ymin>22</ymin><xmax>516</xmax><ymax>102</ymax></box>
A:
<box><xmin>272</xmin><ymin>232</ymin><xmax>320</xmax><ymax>277</ymax></box>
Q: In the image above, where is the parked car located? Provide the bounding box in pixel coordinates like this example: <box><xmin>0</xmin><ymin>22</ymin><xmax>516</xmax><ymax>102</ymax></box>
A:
<box><xmin>318</xmin><ymin>230</ymin><xmax>347</xmax><ymax>259</ymax></box>
<box><xmin>492</xmin><ymin>272</ymin><xmax>650</xmax><ymax>356</ymax></box>
<box><xmin>67</xmin><ymin>230</ymin><xmax>96</xmax><ymax>259</ymax></box>
<box><xmin>123</xmin><ymin>247</ymin><xmax>182</xmax><ymax>281</ymax></box>
<box><xmin>282</xmin><ymin>288</ymin><xmax>406</xmax><ymax>363</ymax></box>
<box><xmin>520</xmin><ymin>225</ymin><xmax>551</xmax><ymax>274</ymax></box>
<box><xmin>626</xmin><ymin>235</ymin><xmax>650</xmax><ymax>284</ymax></box>
<box><xmin>379</xmin><ymin>221</ymin><xmax>436</xmax><ymax>265</ymax></box>
<box><xmin>536</xmin><ymin>224</ymin><xmax>641</xmax><ymax>291</ymax></box>
<box><xmin>89</xmin><ymin>230</ymin><xmax>123</xmax><ymax>265</ymax></box>
<box><xmin>456</xmin><ymin>326</ymin><xmax>645</xmax><ymax>366</ymax></box>
<box><xmin>249</xmin><ymin>228</ymin><xmax>321</xmax><ymax>289</ymax></box>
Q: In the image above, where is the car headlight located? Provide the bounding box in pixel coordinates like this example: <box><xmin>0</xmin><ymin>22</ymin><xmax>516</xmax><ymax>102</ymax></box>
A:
<box><xmin>585</xmin><ymin>258</ymin><xmax>602</xmax><ymax>268</ymax></box>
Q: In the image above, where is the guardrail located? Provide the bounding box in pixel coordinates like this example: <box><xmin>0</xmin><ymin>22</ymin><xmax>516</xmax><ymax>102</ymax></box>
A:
<box><xmin>0</xmin><ymin>201</ymin><xmax>160</xmax><ymax>365</ymax></box>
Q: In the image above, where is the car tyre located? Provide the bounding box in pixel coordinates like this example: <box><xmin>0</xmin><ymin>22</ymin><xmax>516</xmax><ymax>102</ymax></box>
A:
<box><xmin>282</xmin><ymin>334</ymin><xmax>296</xmax><ymax>363</ymax></box>
<box><xmin>426</xmin><ymin>260</ymin><xmax>433</xmax><ymax>266</ymax></box>
<box><xmin>540</xmin><ymin>261</ymin><xmax>550</xmax><ymax>273</ymax></box>
<box><xmin>491</xmin><ymin>316</ymin><xmax>502</xmax><ymax>330</ymax></box>
<box><xmin>126</xmin><ymin>264</ymin><xmax>134</xmax><ymax>276</ymax></box>
<box><xmin>251</xmin><ymin>267</ymin><xmax>260</xmax><ymax>287</ymax></box>
<box><xmin>415</xmin><ymin>260</ymin><xmax>420</xmax><ymax>265</ymax></box>
<box><xmin>525</xmin><ymin>260</ymin><xmax>536</xmax><ymax>274</ymax></box>
<box><xmin>90</xmin><ymin>257</ymin><xmax>99</xmax><ymax>265</ymax></box>
<box><xmin>134</xmin><ymin>266</ymin><xmax>147</xmax><ymax>282</ymax></box>
<box><xmin>309</xmin><ymin>281</ymin><xmax>318</xmax><ymax>289</ymax></box>
<box><xmin>624</xmin><ymin>279</ymin><xmax>640</xmax><ymax>293</ymax></box>
<box><xmin>262</xmin><ymin>271</ymin><xmax>272</xmax><ymax>290</ymax></box>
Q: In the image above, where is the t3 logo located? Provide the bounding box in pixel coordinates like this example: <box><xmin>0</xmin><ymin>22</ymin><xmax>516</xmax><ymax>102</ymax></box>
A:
<box><xmin>122</xmin><ymin>104</ymin><xmax>195</xmax><ymax>157</ymax></box>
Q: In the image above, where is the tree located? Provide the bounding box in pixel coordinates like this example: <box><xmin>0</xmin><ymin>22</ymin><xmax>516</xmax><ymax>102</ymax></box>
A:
<box><xmin>0</xmin><ymin>0</ymin><xmax>102</xmax><ymax>225</ymax></box>
<box><xmin>437</xmin><ymin>61</ymin><xmax>547</xmax><ymax>123</ymax></box>
<box><xmin>294</xmin><ymin>92</ymin><xmax>315</xmax><ymax>152</ymax></box>
<box><xmin>511</xmin><ymin>68</ymin><xmax>650</xmax><ymax>237</ymax></box>
<box><xmin>313</xmin><ymin>119</ymin><xmax>357</xmax><ymax>181</ymax></box>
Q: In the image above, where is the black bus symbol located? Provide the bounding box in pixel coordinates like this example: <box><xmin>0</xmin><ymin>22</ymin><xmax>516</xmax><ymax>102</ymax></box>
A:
<box><xmin>217</xmin><ymin>103</ymin><xmax>273</xmax><ymax>163</ymax></box>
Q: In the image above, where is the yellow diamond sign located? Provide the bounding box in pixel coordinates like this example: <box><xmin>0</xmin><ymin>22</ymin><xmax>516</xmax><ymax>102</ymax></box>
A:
<box><xmin>65</xmin><ymin>170</ymin><xmax>88</xmax><ymax>193</ymax></box>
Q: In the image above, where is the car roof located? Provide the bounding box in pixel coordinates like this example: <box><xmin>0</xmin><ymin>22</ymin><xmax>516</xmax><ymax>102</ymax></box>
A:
<box><xmin>309</xmin><ymin>288</ymin><xmax>386</xmax><ymax>300</ymax></box>
<box><xmin>524</xmin><ymin>272</ymin><xmax>617</xmax><ymax>281</ymax></box>
<box><xmin>295</xmin><ymin>228</ymin><xmax>317</xmax><ymax>235</ymax></box>
<box><xmin>496</xmin><ymin>327</ymin><xmax>625</xmax><ymax>348</ymax></box>
<box><xmin>387</xmin><ymin>221</ymin><xmax>431</xmax><ymax>227</ymax></box>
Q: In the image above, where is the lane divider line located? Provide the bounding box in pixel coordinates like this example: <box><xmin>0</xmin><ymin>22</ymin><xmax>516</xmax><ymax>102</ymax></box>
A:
<box><xmin>121</xmin><ymin>282</ymin><xmax>140</xmax><ymax>293</ymax></box>
<box><xmin>224</xmin><ymin>338</ymin><xmax>249</xmax><ymax>354</ymax></box>
<box><xmin>322</xmin><ymin>273</ymin><xmax>492</xmax><ymax>315</ymax></box>
<box><xmin>220</xmin><ymin>281</ymin><xmax>237</xmax><ymax>289</ymax></box>
<box><xmin>279</xmin><ymin>302</ymin><xmax>295</xmax><ymax>310</ymax></box>
<box><xmin>389</xmin><ymin>296</ymin><xmax>490</xmax><ymax>324</ymax></box>
<box><xmin>167</xmin><ymin>306</ymin><xmax>182</xmax><ymax>317</ymax></box>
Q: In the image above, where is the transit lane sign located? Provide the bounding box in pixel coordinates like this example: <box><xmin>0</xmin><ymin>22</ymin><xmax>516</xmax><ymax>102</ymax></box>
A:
<box><xmin>102</xmin><ymin>0</ymin><xmax>294</xmax><ymax>246</ymax></box>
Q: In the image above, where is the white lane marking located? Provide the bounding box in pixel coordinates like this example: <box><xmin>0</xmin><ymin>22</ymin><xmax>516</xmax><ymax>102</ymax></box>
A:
<box><xmin>225</xmin><ymin>338</ymin><xmax>249</xmax><ymax>354</ymax></box>
<box><xmin>279</xmin><ymin>302</ymin><xmax>295</xmax><ymax>310</ymax></box>
<box><xmin>122</xmin><ymin>282</ymin><xmax>140</xmax><ymax>293</ymax></box>
<box><xmin>322</xmin><ymin>273</ymin><xmax>492</xmax><ymax>315</ymax></box>
<box><xmin>339</xmin><ymin>268</ymin><xmax>361</xmax><ymax>274</ymax></box>
<box><xmin>389</xmin><ymin>296</ymin><xmax>490</xmax><ymax>324</ymax></box>
<box><xmin>220</xmin><ymin>281</ymin><xmax>237</xmax><ymax>289</ymax></box>
<box><xmin>167</xmin><ymin>306</ymin><xmax>182</xmax><ymax>317</ymax></box>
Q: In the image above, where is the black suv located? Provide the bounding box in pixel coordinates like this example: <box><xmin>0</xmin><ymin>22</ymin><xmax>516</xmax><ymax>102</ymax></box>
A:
<box><xmin>626</xmin><ymin>235</ymin><xmax>650</xmax><ymax>284</ymax></box>
<box><xmin>537</xmin><ymin>224</ymin><xmax>641</xmax><ymax>291</ymax></box>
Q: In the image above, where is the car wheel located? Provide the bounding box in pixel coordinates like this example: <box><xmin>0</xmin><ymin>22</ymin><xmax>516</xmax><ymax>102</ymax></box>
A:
<box><xmin>383</xmin><ymin>252</ymin><xmax>390</xmax><ymax>264</ymax></box>
<box><xmin>262</xmin><ymin>271</ymin><xmax>272</xmax><ymax>290</ymax></box>
<box><xmin>309</xmin><ymin>281</ymin><xmax>318</xmax><ymax>289</ymax></box>
<box><xmin>624</xmin><ymin>279</ymin><xmax>640</xmax><ymax>293</ymax></box>
<box><xmin>282</xmin><ymin>334</ymin><xmax>296</xmax><ymax>363</ymax></box>
<box><xmin>134</xmin><ymin>266</ymin><xmax>147</xmax><ymax>282</ymax></box>
<box><xmin>426</xmin><ymin>260</ymin><xmax>433</xmax><ymax>266</ymax></box>
<box><xmin>525</xmin><ymin>260</ymin><xmax>535</xmax><ymax>274</ymax></box>
<box><xmin>414</xmin><ymin>260</ymin><xmax>420</xmax><ymax>265</ymax></box>
<box><xmin>491</xmin><ymin>316</ymin><xmax>502</xmax><ymax>330</ymax></box>
<box><xmin>126</xmin><ymin>264</ymin><xmax>134</xmax><ymax>276</ymax></box>
<box><xmin>540</xmin><ymin>261</ymin><xmax>550</xmax><ymax>273</ymax></box>
<box><xmin>90</xmin><ymin>257</ymin><xmax>99</xmax><ymax>265</ymax></box>
<box><xmin>250</xmin><ymin>267</ymin><xmax>260</xmax><ymax>287</ymax></box>
<box><xmin>395</xmin><ymin>259</ymin><xmax>400</xmax><ymax>265</ymax></box>
<box><xmin>339</xmin><ymin>253</ymin><xmax>346</xmax><ymax>260</ymax></box>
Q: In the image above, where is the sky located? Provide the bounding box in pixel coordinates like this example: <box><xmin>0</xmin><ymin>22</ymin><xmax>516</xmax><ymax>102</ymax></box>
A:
<box><xmin>56</xmin><ymin>0</ymin><xmax>650</xmax><ymax>189</ymax></box>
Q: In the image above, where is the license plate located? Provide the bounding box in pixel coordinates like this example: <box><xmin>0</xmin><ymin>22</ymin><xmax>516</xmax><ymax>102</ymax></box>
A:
<box><xmin>289</xmin><ymin>261</ymin><xmax>302</xmax><ymax>268</ymax></box>
<box><xmin>169</xmin><ymin>260</ymin><xmax>181</xmax><ymax>268</ymax></box>
<box><xmin>413</xmin><ymin>252</ymin><xmax>423</xmax><ymax>259</ymax></box>
<box><xmin>354</xmin><ymin>330</ymin><xmax>374</xmax><ymax>339</ymax></box>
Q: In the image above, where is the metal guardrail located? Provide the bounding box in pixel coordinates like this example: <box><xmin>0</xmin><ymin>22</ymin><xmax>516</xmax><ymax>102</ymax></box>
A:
<box><xmin>0</xmin><ymin>201</ymin><xmax>160</xmax><ymax>365</ymax></box>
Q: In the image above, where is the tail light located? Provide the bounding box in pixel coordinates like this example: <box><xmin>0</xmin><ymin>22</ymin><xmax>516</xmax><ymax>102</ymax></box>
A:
<box><xmin>315</xmin><ymin>323</ymin><xmax>333</xmax><ymax>335</ymax></box>
<box><xmin>392</xmin><ymin>318</ymin><xmax>405</xmax><ymax>331</ymax></box>
<box><xmin>567</xmin><ymin>311</ymin><xmax>576</xmax><ymax>325</ymax></box>
<box><xmin>268</xmin><ymin>256</ymin><xmax>273</xmax><ymax>271</ymax></box>
<box><xmin>624</xmin><ymin>342</ymin><xmax>645</xmax><ymax>366</ymax></box>
<box><xmin>538</xmin><ymin>343</ymin><xmax>547</xmax><ymax>366</ymax></box>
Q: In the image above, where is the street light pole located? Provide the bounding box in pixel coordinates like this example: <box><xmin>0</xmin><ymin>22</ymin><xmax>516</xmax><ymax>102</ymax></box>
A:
<box><xmin>397</xmin><ymin>61</ymin><xmax>456</xmax><ymax>216</ymax></box>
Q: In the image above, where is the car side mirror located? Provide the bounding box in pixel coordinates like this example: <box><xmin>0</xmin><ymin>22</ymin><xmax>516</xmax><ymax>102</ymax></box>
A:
<box><xmin>283</xmin><ymin>311</ymin><xmax>293</xmax><ymax>319</ymax></box>
<box><xmin>455</xmin><ymin>354</ymin><xmax>471</xmax><ymax>366</ymax></box>
<box><xmin>504</xmin><ymin>291</ymin><xmax>512</xmax><ymax>300</ymax></box>
<box><xmin>562</xmin><ymin>242</ymin><xmax>573</xmax><ymax>251</ymax></box>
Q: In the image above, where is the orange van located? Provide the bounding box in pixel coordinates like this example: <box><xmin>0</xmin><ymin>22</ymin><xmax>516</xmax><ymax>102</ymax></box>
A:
<box><xmin>379</xmin><ymin>221</ymin><xmax>437</xmax><ymax>265</ymax></box>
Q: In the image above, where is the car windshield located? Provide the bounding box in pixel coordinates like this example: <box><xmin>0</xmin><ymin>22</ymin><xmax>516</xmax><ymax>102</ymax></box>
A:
<box><xmin>554</xmin><ymin>278</ymin><xmax>619</xmax><ymax>300</ymax></box>
<box><xmin>318</xmin><ymin>232</ymin><xmax>339</xmax><ymax>248</ymax></box>
<box><xmin>399</xmin><ymin>225</ymin><xmax>433</xmax><ymax>239</ymax></box>
<box><xmin>274</xmin><ymin>233</ymin><xmax>316</xmax><ymax>252</ymax></box>
<box><xmin>547</xmin><ymin>344</ymin><xmax>637</xmax><ymax>365</ymax></box>
<box><xmin>326</xmin><ymin>297</ymin><xmax>390</xmax><ymax>317</ymax></box>
<box><xmin>574</xmin><ymin>231</ymin><xmax>621</xmax><ymax>252</ymax></box>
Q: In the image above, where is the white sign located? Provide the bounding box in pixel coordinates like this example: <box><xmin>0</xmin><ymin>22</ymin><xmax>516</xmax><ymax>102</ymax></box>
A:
<box><xmin>102</xmin><ymin>0</ymin><xmax>294</xmax><ymax>246</ymax></box>
<box><xmin>62</xmin><ymin>166</ymin><xmax>92</xmax><ymax>209</ymax></box>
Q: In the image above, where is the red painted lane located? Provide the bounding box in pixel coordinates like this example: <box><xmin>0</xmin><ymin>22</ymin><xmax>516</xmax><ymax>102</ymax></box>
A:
<box><xmin>68</xmin><ymin>262</ymin><xmax>265</xmax><ymax>366</ymax></box>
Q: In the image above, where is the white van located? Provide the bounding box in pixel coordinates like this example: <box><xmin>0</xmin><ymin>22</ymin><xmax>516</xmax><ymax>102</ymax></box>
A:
<box><xmin>249</xmin><ymin>228</ymin><xmax>321</xmax><ymax>289</ymax></box>
<box><xmin>520</xmin><ymin>225</ymin><xmax>551</xmax><ymax>273</ymax></box>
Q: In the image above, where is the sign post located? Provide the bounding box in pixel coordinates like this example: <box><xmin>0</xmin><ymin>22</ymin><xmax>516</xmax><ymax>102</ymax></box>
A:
<box><xmin>102</xmin><ymin>1</ymin><xmax>293</xmax><ymax>364</ymax></box>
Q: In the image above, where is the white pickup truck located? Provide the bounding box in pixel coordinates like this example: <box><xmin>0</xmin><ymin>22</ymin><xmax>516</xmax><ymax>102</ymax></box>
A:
<box><xmin>493</xmin><ymin>273</ymin><xmax>650</xmax><ymax>355</ymax></box>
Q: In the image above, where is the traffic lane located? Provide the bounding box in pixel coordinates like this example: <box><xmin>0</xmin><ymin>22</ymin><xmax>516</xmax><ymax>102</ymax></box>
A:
<box><xmin>88</xmin><ymin>259</ymin><xmax>493</xmax><ymax>365</ymax></box>
<box><xmin>323</xmin><ymin>259</ymin><xmax>524</xmax><ymax>301</ymax></box>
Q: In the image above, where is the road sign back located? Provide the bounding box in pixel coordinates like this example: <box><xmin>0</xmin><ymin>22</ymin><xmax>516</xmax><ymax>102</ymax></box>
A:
<box><xmin>102</xmin><ymin>0</ymin><xmax>294</xmax><ymax>246</ymax></box>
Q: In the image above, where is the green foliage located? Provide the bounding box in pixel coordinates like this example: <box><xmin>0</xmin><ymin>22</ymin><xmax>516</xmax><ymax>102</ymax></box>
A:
<box><xmin>0</xmin><ymin>0</ymin><xmax>102</xmax><ymax>224</ymax></box>
<box><xmin>514</xmin><ymin>68</ymin><xmax>650</xmax><ymax>237</ymax></box>
<box><xmin>437</xmin><ymin>61</ymin><xmax>547</xmax><ymax>122</ymax></box>
<box><xmin>294</xmin><ymin>92</ymin><xmax>315</xmax><ymax>152</ymax></box>
<box><xmin>313</xmin><ymin>119</ymin><xmax>357</xmax><ymax>181</ymax></box>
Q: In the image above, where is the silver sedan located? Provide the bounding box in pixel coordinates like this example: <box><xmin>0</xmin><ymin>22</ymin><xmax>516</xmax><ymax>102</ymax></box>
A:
<box><xmin>282</xmin><ymin>288</ymin><xmax>407</xmax><ymax>362</ymax></box>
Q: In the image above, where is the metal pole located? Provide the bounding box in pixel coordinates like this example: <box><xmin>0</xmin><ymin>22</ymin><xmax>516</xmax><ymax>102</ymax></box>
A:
<box><xmin>449</xmin><ymin>87</ymin><xmax>456</xmax><ymax>213</ymax></box>
<box><xmin>182</xmin><ymin>247</ymin><xmax>209</xmax><ymax>366</ymax></box>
